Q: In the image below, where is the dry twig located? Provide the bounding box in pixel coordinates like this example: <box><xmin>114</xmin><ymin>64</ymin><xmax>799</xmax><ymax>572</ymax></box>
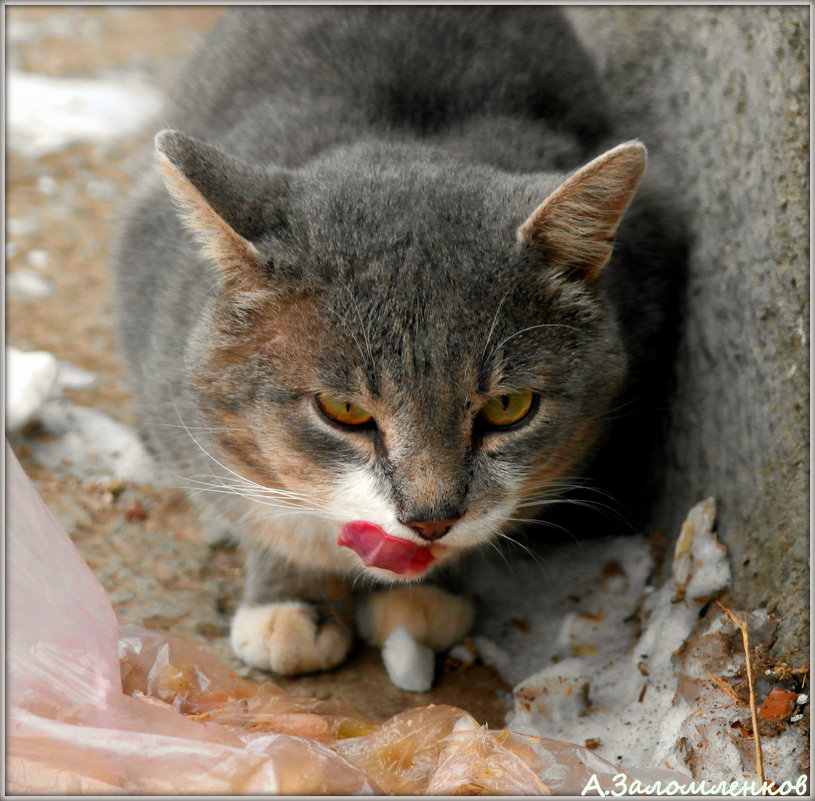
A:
<box><xmin>706</xmin><ymin>672</ymin><xmax>741</xmax><ymax>704</ymax></box>
<box><xmin>717</xmin><ymin>602</ymin><xmax>764</xmax><ymax>785</ymax></box>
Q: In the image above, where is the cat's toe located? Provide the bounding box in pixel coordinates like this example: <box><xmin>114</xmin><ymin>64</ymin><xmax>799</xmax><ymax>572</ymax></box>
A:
<box><xmin>357</xmin><ymin>585</ymin><xmax>474</xmax><ymax>651</ymax></box>
<box><xmin>230</xmin><ymin>601</ymin><xmax>351</xmax><ymax>675</ymax></box>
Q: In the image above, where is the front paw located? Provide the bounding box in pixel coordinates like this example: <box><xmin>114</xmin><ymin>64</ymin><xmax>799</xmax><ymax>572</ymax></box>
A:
<box><xmin>356</xmin><ymin>585</ymin><xmax>474</xmax><ymax>651</ymax></box>
<box><xmin>230</xmin><ymin>601</ymin><xmax>351</xmax><ymax>675</ymax></box>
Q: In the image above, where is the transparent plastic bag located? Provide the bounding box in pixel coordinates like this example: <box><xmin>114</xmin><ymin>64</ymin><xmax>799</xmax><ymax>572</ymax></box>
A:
<box><xmin>6</xmin><ymin>443</ymin><xmax>692</xmax><ymax>794</ymax></box>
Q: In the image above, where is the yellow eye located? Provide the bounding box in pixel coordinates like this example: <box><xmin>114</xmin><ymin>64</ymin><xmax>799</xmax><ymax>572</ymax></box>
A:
<box><xmin>479</xmin><ymin>390</ymin><xmax>535</xmax><ymax>428</ymax></box>
<box><xmin>316</xmin><ymin>394</ymin><xmax>373</xmax><ymax>426</ymax></box>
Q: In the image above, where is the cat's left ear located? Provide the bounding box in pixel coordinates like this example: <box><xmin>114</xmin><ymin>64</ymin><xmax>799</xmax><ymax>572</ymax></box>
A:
<box><xmin>155</xmin><ymin>130</ymin><xmax>280</xmax><ymax>286</ymax></box>
<box><xmin>518</xmin><ymin>141</ymin><xmax>646</xmax><ymax>282</ymax></box>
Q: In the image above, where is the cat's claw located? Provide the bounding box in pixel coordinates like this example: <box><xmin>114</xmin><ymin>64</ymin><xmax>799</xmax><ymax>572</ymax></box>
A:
<box><xmin>230</xmin><ymin>601</ymin><xmax>351</xmax><ymax>675</ymax></box>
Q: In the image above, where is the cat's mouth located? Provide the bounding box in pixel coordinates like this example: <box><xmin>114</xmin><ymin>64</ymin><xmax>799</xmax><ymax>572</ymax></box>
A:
<box><xmin>338</xmin><ymin>520</ymin><xmax>438</xmax><ymax>576</ymax></box>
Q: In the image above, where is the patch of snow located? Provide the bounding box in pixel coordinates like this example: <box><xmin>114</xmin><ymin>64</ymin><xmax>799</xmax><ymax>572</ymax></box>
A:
<box><xmin>26</xmin><ymin>249</ymin><xmax>51</xmax><ymax>269</ymax></box>
<box><xmin>7</xmin><ymin>217</ymin><xmax>39</xmax><ymax>237</ymax></box>
<box><xmin>763</xmin><ymin>727</ymin><xmax>809</xmax><ymax>784</ymax></box>
<box><xmin>56</xmin><ymin>361</ymin><xmax>100</xmax><ymax>391</ymax></box>
<box><xmin>7</xmin><ymin>346</ymin><xmax>161</xmax><ymax>484</ymax></box>
<box><xmin>6</xmin><ymin>269</ymin><xmax>54</xmax><ymax>300</ymax></box>
<box><xmin>447</xmin><ymin>643</ymin><xmax>476</xmax><ymax>667</ymax></box>
<box><xmin>6</xmin><ymin>13</ymin><xmax>78</xmax><ymax>46</ymax></box>
<box><xmin>472</xmin><ymin>635</ymin><xmax>512</xmax><ymax>675</ymax></box>
<box><xmin>7</xmin><ymin>71</ymin><xmax>164</xmax><ymax>159</ymax></box>
<box><xmin>382</xmin><ymin>626</ymin><xmax>434</xmax><ymax>692</ymax></box>
<box><xmin>29</xmin><ymin>399</ymin><xmax>161</xmax><ymax>485</ymax></box>
<box><xmin>36</xmin><ymin>175</ymin><xmax>58</xmax><ymax>195</ymax></box>
<box><xmin>469</xmin><ymin>498</ymin><xmax>807</xmax><ymax>784</ymax></box>
<box><xmin>469</xmin><ymin>533</ymin><xmax>652</xmax><ymax>686</ymax></box>
<box><xmin>6</xmin><ymin>346</ymin><xmax>60</xmax><ymax>432</ymax></box>
<box><xmin>672</xmin><ymin>497</ymin><xmax>730</xmax><ymax>601</ymax></box>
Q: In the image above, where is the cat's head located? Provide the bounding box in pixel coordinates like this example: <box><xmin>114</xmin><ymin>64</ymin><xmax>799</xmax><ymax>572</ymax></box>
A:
<box><xmin>156</xmin><ymin>131</ymin><xmax>645</xmax><ymax>581</ymax></box>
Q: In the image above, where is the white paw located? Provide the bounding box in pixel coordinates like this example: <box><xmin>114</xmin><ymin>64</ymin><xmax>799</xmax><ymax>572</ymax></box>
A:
<box><xmin>356</xmin><ymin>585</ymin><xmax>474</xmax><ymax>652</ymax></box>
<box><xmin>230</xmin><ymin>601</ymin><xmax>351</xmax><ymax>676</ymax></box>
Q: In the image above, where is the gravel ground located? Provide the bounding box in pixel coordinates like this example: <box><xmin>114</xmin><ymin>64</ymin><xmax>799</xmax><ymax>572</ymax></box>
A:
<box><xmin>6</xmin><ymin>6</ymin><xmax>511</xmax><ymax>727</ymax></box>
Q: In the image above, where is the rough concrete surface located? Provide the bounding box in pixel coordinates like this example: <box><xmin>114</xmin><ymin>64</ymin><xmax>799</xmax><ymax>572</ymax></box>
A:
<box><xmin>567</xmin><ymin>5</ymin><xmax>809</xmax><ymax>666</ymax></box>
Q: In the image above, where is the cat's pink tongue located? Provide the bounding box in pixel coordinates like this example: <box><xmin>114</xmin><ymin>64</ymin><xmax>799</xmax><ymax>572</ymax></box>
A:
<box><xmin>338</xmin><ymin>521</ymin><xmax>435</xmax><ymax>575</ymax></box>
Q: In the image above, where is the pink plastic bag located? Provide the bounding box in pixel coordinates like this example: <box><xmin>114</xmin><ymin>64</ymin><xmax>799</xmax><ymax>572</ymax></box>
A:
<box><xmin>6</xmin><ymin>443</ymin><xmax>376</xmax><ymax>794</ymax></box>
<box><xmin>7</xmin><ymin>442</ymin><xmax>692</xmax><ymax>794</ymax></box>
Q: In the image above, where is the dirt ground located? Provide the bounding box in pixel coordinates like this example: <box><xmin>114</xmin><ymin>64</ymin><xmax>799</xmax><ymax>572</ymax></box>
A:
<box><xmin>6</xmin><ymin>6</ymin><xmax>512</xmax><ymax>727</ymax></box>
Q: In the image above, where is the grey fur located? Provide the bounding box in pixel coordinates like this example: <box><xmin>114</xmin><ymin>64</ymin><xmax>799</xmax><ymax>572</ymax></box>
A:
<box><xmin>112</xmin><ymin>7</ymin><xmax>685</xmax><ymax>667</ymax></box>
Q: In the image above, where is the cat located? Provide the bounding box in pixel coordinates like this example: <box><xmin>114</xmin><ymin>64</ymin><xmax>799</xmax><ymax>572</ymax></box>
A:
<box><xmin>112</xmin><ymin>7</ymin><xmax>685</xmax><ymax>677</ymax></box>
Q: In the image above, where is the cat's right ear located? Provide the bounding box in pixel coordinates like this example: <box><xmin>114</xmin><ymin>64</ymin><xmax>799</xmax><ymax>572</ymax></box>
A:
<box><xmin>155</xmin><ymin>130</ymin><xmax>278</xmax><ymax>287</ymax></box>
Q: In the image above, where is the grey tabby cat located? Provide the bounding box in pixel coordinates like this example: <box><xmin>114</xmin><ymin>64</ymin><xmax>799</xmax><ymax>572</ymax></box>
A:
<box><xmin>113</xmin><ymin>7</ymin><xmax>684</xmax><ymax>676</ymax></box>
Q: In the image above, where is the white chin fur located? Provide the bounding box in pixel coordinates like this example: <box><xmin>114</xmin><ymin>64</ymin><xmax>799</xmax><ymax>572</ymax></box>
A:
<box><xmin>327</xmin><ymin>467</ymin><xmax>420</xmax><ymax>542</ymax></box>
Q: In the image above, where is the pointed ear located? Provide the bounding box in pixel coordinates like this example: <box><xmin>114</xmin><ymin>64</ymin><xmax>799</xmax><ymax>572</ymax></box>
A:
<box><xmin>155</xmin><ymin>129</ymin><xmax>276</xmax><ymax>283</ymax></box>
<box><xmin>517</xmin><ymin>141</ymin><xmax>647</xmax><ymax>282</ymax></box>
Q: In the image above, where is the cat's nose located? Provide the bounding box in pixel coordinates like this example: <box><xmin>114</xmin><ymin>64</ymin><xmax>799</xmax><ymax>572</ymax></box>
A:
<box><xmin>403</xmin><ymin>518</ymin><xmax>460</xmax><ymax>541</ymax></box>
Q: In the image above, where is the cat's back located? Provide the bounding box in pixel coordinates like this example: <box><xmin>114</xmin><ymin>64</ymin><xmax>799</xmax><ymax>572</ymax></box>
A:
<box><xmin>168</xmin><ymin>6</ymin><xmax>611</xmax><ymax>150</ymax></box>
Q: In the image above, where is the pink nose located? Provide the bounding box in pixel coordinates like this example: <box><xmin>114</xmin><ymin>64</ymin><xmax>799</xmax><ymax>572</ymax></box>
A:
<box><xmin>404</xmin><ymin>518</ymin><xmax>459</xmax><ymax>541</ymax></box>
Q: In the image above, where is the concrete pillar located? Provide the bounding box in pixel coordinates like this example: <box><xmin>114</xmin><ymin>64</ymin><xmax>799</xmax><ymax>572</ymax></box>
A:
<box><xmin>567</xmin><ymin>5</ymin><xmax>809</xmax><ymax>665</ymax></box>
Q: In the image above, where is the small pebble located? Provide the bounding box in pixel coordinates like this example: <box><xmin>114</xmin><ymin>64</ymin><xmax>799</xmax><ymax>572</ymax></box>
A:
<box><xmin>796</xmin><ymin>694</ymin><xmax>808</xmax><ymax>705</ymax></box>
<box><xmin>790</xmin><ymin>714</ymin><xmax>803</xmax><ymax>723</ymax></box>
<box><xmin>27</xmin><ymin>249</ymin><xmax>51</xmax><ymax>269</ymax></box>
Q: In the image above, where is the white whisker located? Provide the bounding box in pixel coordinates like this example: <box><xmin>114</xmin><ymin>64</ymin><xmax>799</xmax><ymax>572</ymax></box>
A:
<box><xmin>481</xmin><ymin>286</ymin><xmax>514</xmax><ymax>362</ymax></box>
<box><xmin>495</xmin><ymin>322</ymin><xmax>584</xmax><ymax>352</ymax></box>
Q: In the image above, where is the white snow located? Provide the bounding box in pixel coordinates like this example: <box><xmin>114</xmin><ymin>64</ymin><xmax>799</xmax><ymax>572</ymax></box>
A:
<box><xmin>471</xmin><ymin>635</ymin><xmax>512</xmax><ymax>675</ymax></box>
<box><xmin>674</xmin><ymin>497</ymin><xmax>730</xmax><ymax>602</ymax></box>
<box><xmin>7</xmin><ymin>346</ymin><xmax>160</xmax><ymax>485</ymax></box>
<box><xmin>468</xmin><ymin>498</ymin><xmax>807</xmax><ymax>784</ymax></box>
<box><xmin>26</xmin><ymin>249</ymin><xmax>51</xmax><ymax>269</ymax></box>
<box><xmin>6</xmin><ymin>13</ymin><xmax>78</xmax><ymax>47</ymax></box>
<box><xmin>37</xmin><ymin>175</ymin><xmax>58</xmax><ymax>195</ymax></box>
<box><xmin>7</xmin><ymin>71</ymin><xmax>164</xmax><ymax>159</ymax></box>
<box><xmin>8</xmin><ymin>217</ymin><xmax>40</xmax><ymax>237</ymax></box>
<box><xmin>6</xmin><ymin>269</ymin><xmax>54</xmax><ymax>300</ymax></box>
<box><xmin>55</xmin><ymin>361</ymin><xmax>100</xmax><ymax>391</ymax></box>
<box><xmin>30</xmin><ymin>399</ymin><xmax>160</xmax><ymax>485</ymax></box>
<box><xmin>7</xmin><ymin>346</ymin><xmax>100</xmax><ymax>431</ymax></box>
<box><xmin>6</xmin><ymin>346</ymin><xmax>60</xmax><ymax>432</ymax></box>
<box><xmin>447</xmin><ymin>643</ymin><xmax>476</xmax><ymax>667</ymax></box>
<box><xmin>382</xmin><ymin>626</ymin><xmax>435</xmax><ymax>692</ymax></box>
<box><xmin>469</xmin><ymin>533</ymin><xmax>652</xmax><ymax>687</ymax></box>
